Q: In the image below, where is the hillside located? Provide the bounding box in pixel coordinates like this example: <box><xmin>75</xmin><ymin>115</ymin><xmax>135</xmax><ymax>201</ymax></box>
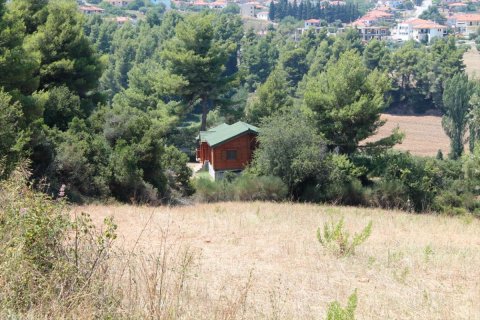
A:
<box><xmin>368</xmin><ymin>114</ymin><xmax>449</xmax><ymax>157</ymax></box>
<box><xmin>82</xmin><ymin>202</ymin><xmax>480</xmax><ymax>319</ymax></box>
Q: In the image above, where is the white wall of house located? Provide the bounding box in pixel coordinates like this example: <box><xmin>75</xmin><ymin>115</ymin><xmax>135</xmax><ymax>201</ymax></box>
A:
<box><xmin>240</xmin><ymin>3</ymin><xmax>255</xmax><ymax>18</ymax></box>
<box><xmin>257</xmin><ymin>12</ymin><xmax>269</xmax><ymax>20</ymax></box>
<box><xmin>456</xmin><ymin>20</ymin><xmax>480</xmax><ymax>36</ymax></box>
<box><xmin>393</xmin><ymin>23</ymin><xmax>412</xmax><ymax>41</ymax></box>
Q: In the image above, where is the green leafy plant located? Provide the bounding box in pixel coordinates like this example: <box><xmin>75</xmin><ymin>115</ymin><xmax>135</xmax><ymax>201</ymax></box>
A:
<box><xmin>317</xmin><ymin>218</ymin><xmax>372</xmax><ymax>256</ymax></box>
<box><xmin>325</xmin><ymin>290</ymin><xmax>358</xmax><ymax>320</ymax></box>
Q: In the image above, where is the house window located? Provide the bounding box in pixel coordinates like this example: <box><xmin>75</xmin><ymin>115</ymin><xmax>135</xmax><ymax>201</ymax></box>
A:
<box><xmin>226</xmin><ymin>150</ymin><xmax>237</xmax><ymax>160</ymax></box>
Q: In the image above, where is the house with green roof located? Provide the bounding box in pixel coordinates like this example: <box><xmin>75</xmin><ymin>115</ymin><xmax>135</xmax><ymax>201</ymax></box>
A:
<box><xmin>196</xmin><ymin>121</ymin><xmax>259</xmax><ymax>179</ymax></box>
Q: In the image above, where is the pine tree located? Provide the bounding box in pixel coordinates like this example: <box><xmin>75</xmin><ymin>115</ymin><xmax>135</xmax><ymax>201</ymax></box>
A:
<box><xmin>161</xmin><ymin>13</ymin><xmax>237</xmax><ymax>131</ymax></box>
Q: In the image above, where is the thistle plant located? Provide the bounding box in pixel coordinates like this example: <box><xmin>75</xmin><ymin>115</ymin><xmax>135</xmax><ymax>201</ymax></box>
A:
<box><xmin>317</xmin><ymin>217</ymin><xmax>372</xmax><ymax>256</ymax></box>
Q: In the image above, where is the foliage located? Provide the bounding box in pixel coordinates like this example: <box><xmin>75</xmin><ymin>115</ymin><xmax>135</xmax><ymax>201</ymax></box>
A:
<box><xmin>26</xmin><ymin>0</ymin><xmax>103</xmax><ymax>101</ymax></box>
<box><xmin>161</xmin><ymin>12</ymin><xmax>237</xmax><ymax>130</ymax></box>
<box><xmin>0</xmin><ymin>0</ymin><xmax>39</xmax><ymax>95</ymax></box>
<box><xmin>250</xmin><ymin>110</ymin><xmax>327</xmax><ymax>196</ymax></box>
<box><xmin>325</xmin><ymin>290</ymin><xmax>358</xmax><ymax>320</ymax></box>
<box><xmin>271</xmin><ymin>0</ymin><xmax>360</xmax><ymax>23</ymax></box>
<box><xmin>193</xmin><ymin>174</ymin><xmax>288</xmax><ymax>202</ymax></box>
<box><xmin>0</xmin><ymin>166</ymin><xmax>119</xmax><ymax>317</ymax></box>
<box><xmin>240</xmin><ymin>29</ymin><xmax>279</xmax><ymax>91</ymax></box>
<box><xmin>0</xmin><ymin>90</ymin><xmax>27</xmax><ymax>178</ymax></box>
<box><xmin>245</xmin><ymin>68</ymin><xmax>292</xmax><ymax>125</ymax></box>
<box><xmin>419</xmin><ymin>5</ymin><xmax>446</xmax><ymax>25</ymax></box>
<box><xmin>304</xmin><ymin>50</ymin><xmax>391</xmax><ymax>154</ymax></box>
<box><xmin>317</xmin><ymin>217</ymin><xmax>372</xmax><ymax>256</ymax></box>
<box><xmin>442</xmin><ymin>73</ymin><xmax>474</xmax><ymax>159</ymax></box>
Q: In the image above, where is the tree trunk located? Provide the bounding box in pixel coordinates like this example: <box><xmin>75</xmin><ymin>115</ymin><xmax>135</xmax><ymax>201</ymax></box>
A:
<box><xmin>201</xmin><ymin>97</ymin><xmax>208</xmax><ymax>131</ymax></box>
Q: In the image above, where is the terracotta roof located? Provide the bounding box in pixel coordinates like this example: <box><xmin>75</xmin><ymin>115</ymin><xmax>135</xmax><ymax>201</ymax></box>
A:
<box><xmin>363</xmin><ymin>9</ymin><xmax>393</xmax><ymax>19</ymax></box>
<box><xmin>413</xmin><ymin>22</ymin><xmax>446</xmax><ymax>28</ymax></box>
<box><xmin>305</xmin><ymin>19</ymin><xmax>321</xmax><ymax>23</ymax></box>
<box><xmin>401</xmin><ymin>18</ymin><xmax>446</xmax><ymax>29</ymax></box>
<box><xmin>115</xmin><ymin>16</ymin><xmax>130</xmax><ymax>23</ymax></box>
<box><xmin>448</xmin><ymin>2</ymin><xmax>467</xmax><ymax>6</ymax></box>
<box><xmin>453</xmin><ymin>13</ymin><xmax>480</xmax><ymax>22</ymax></box>
<box><xmin>351</xmin><ymin>19</ymin><xmax>367</xmax><ymax>27</ymax></box>
<box><xmin>79</xmin><ymin>5</ymin><xmax>104</xmax><ymax>11</ymax></box>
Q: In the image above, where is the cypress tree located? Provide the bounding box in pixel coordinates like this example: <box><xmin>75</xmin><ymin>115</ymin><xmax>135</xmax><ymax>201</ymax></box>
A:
<box><xmin>269</xmin><ymin>1</ymin><xmax>276</xmax><ymax>21</ymax></box>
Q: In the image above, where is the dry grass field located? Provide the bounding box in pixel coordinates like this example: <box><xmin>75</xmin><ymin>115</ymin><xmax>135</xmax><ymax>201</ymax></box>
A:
<box><xmin>464</xmin><ymin>45</ymin><xmax>480</xmax><ymax>79</ymax></box>
<box><xmin>80</xmin><ymin>202</ymin><xmax>480</xmax><ymax>319</ymax></box>
<box><xmin>368</xmin><ymin>114</ymin><xmax>450</xmax><ymax>157</ymax></box>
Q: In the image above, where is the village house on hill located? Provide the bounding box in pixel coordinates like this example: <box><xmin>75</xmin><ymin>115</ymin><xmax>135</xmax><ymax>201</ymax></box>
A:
<box><xmin>196</xmin><ymin>122</ymin><xmax>259</xmax><ymax>180</ymax></box>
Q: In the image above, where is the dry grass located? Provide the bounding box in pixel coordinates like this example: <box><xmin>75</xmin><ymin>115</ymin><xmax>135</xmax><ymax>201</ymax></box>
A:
<box><xmin>78</xmin><ymin>202</ymin><xmax>480</xmax><ymax>319</ymax></box>
<box><xmin>464</xmin><ymin>45</ymin><xmax>480</xmax><ymax>79</ymax></box>
<box><xmin>367</xmin><ymin>114</ymin><xmax>450</xmax><ymax>157</ymax></box>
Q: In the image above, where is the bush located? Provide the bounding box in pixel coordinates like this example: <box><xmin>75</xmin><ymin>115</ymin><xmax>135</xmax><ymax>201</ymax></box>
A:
<box><xmin>193</xmin><ymin>174</ymin><xmax>288</xmax><ymax>202</ymax></box>
<box><xmin>323</xmin><ymin>154</ymin><xmax>366</xmax><ymax>205</ymax></box>
<box><xmin>250</xmin><ymin>111</ymin><xmax>327</xmax><ymax>197</ymax></box>
<box><xmin>0</xmin><ymin>165</ymin><xmax>119</xmax><ymax>317</ymax></box>
<box><xmin>356</xmin><ymin>151</ymin><xmax>445</xmax><ymax>212</ymax></box>
<box><xmin>325</xmin><ymin>290</ymin><xmax>358</xmax><ymax>320</ymax></box>
<box><xmin>232</xmin><ymin>175</ymin><xmax>288</xmax><ymax>201</ymax></box>
<box><xmin>317</xmin><ymin>217</ymin><xmax>372</xmax><ymax>256</ymax></box>
<box><xmin>193</xmin><ymin>176</ymin><xmax>226</xmax><ymax>202</ymax></box>
<box><xmin>367</xmin><ymin>179</ymin><xmax>412</xmax><ymax>211</ymax></box>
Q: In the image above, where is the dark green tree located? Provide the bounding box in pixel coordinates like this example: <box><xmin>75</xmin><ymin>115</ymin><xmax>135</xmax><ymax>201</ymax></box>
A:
<box><xmin>269</xmin><ymin>1</ymin><xmax>276</xmax><ymax>20</ymax></box>
<box><xmin>27</xmin><ymin>0</ymin><xmax>103</xmax><ymax>102</ymax></box>
<box><xmin>363</xmin><ymin>39</ymin><xmax>388</xmax><ymax>70</ymax></box>
<box><xmin>278</xmin><ymin>47</ymin><xmax>308</xmax><ymax>89</ymax></box>
<box><xmin>250</xmin><ymin>110</ymin><xmax>327</xmax><ymax>196</ymax></box>
<box><xmin>162</xmin><ymin>13</ymin><xmax>236</xmax><ymax>130</ymax></box>
<box><xmin>9</xmin><ymin>0</ymin><xmax>48</xmax><ymax>34</ymax></box>
<box><xmin>304</xmin><ymin>50</ymin><xmax>392</xmax><ymax>154</ymax></box>
<box><xmin>419</xmin><ymin>5</ymin><xmax>447</xmax><ymax>25</ymax></box>
<box><xmin>0</xmin><ymin>0</ymin><xmax>38</xmax><ymax>95</ymax></box>
<box><xmin>0</xmin><ymin>89</ymin><xmax>27</xmax><ymax>177</ymax></box>
<box><xmin>442</xmin><ymin>73</ymin><xmax>474</xmax><ymax>159</ymax></box>
<box><xmin>245</xmin><ymin>68</ymin><xmax>292</xmax><ymax>125</ymax></box>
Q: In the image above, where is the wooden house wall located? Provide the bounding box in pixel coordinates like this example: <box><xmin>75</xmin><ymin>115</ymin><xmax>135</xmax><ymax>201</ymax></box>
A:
<box><xmin>211</xmin><ymin>133</ymin><xmax>257</xmax><ymax>171</ymax></box>
<box><xmin>198</xmin><ymin>142</ymin><xmax>211</xmax><ymax>163</ymax></box>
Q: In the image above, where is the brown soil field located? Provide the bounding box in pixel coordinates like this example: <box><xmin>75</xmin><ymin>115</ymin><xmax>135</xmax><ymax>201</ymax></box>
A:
<box><xmin>464</xmin><ymin>45</ymin><xmax>480</xmax><ymax>79</ymax></box>
<box><xmin>367</xmin><ymin>114</ymin><xmax>449</xmax><ymax>157</ymax></box>
<box><xmin>82</xmin><ymin>202</ymin><xmax>480</xmax><ymax>319</ymax></box>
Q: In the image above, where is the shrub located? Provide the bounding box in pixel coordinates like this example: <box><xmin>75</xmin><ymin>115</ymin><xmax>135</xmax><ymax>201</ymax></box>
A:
<box><xmin>0</xmin><ymin>165</ymin><xmax>119</xmax><ymax>317</ymax></box>
<box><xmin>250</xmin><ymin>110</ymin><xmax>327</xmax><ymax>196</ymax></box>
<box><xmin>323</xmin><ymin>154</ymin><xmax>366</xmax><ymax>205</ymax></box>
<box><xmin>193</xmin><ymin>174</ymin><xmax>288</xmax><ymax>202</ymax></box>
<box><xmin>317</xmin><ymin>217</ymin><xmax>372</xmax><ymax>256</ymax></box>
<box><xmin>367</xmin><ymin>179</ymin><xmax>412</xmax><ymax>211</ymax></box>
<box><xmin>232</xmin><ymin>175</ymin><xmax>288</xmax><ymax>201</ymax></box>
<box><xmin>325</xmin><ymin>290</ymin><xmax>358</xmax><ymax>320</ymax></box>
<box><xmin>193</xmin><ymin>176</ymin><xmax>226</xmax><ymax>202</ymax></box>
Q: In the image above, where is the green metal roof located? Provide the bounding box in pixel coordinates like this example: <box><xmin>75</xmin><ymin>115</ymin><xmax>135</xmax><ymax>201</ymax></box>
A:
<box><xmin>198</xmin><ymin>121</ymin><xmax>259</xmax><ymax>147</ymax></box>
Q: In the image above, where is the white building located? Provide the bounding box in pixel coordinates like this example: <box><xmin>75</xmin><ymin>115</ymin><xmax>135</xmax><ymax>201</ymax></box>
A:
<box><xmin>304</xmin><ymin>19</ymin><xmax>321</xmax><ymax>28</ymax></box>
<box><xmin>104</xmin><ymin>0</ymin><xmax>134</xmax><ymax>7</ymax></box>
<box><xmin>352</xmin><ymin>20</ymin><xmax>391</xmax><ymax>41</ymax></box>
<box><xmin>392</xmin><ymin>18</ymin><xmax>447</xmax><ymax>43</ymax></box>
<box><xmin>79</xmin><ymin>5</ymin><xmax>104</xmax><ymax>14</ymax></box>
<box><xmin>240</xmin><ymin>3</ymin><xmax>255</xmax><ymax>18</ymax></box>
<box><xmin>450</xmin><ymin>13</ymin><xmax>480</xmax><ymax>36</ymax></box>
<box><xmin>257</xmin><ymin>11</ymin><xmax>269</xmax><ymax>21</ymax></box>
